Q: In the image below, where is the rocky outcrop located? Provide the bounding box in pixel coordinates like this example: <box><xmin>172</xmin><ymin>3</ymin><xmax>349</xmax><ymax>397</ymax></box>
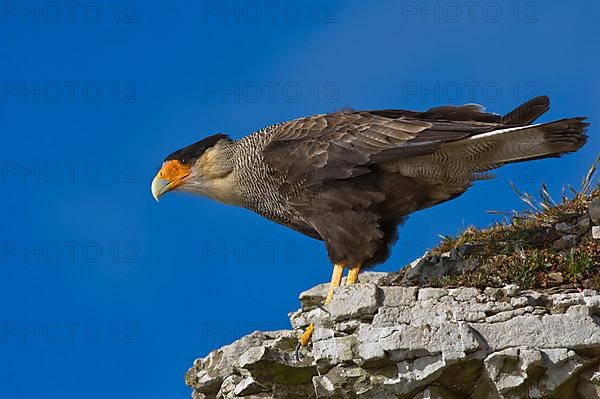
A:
<box><xmin>186</xmin><ymin>273</ymin><xmax>600</xmax><ymax>399</ymax></box>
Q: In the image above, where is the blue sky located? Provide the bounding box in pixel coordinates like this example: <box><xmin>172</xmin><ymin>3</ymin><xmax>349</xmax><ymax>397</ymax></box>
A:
<box><xmin>1</xmin><ymin>1</ymin><xmax>598</xmax><ymax>398</ymax></box>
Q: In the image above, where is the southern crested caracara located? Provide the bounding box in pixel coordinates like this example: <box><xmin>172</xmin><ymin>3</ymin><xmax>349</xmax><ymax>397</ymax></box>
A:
<box><xmin>151</xmin><ymin>96</ymin><xmax>588</xmax><ymax>353</ymax></box>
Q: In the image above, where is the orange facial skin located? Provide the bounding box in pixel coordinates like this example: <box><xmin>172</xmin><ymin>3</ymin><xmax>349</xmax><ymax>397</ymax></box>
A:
<box><xmin>157</xmin><ymin>160</ymin><xmax>191</xmax><ymax>190</ymax></box>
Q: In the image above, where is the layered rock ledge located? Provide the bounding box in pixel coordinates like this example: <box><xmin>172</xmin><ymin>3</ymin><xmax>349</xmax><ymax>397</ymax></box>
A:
<box><xmin>185</xmin><ymin>272</ymin><xmax>600</xmax><ymax>399</ymax></box>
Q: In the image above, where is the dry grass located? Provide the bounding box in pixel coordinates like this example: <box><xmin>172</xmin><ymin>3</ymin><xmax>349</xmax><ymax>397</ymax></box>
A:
<box><xmin>428</xmin><ymin>157</ymin><xmax>600</xmax><ymax>289</ymax></box>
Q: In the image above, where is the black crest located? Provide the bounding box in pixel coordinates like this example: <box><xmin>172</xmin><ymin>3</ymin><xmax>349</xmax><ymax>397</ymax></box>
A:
<box><xmin>165</xmin><ymin>134</ymin><xmax>229</xmax><ymax>163</ymax></box>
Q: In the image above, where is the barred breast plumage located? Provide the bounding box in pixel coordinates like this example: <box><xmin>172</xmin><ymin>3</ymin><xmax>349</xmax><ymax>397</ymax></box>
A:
<box><xmin>230</xmin><ymin>126</ymin><xmax>320</xmax><ymax>239</ymax></box>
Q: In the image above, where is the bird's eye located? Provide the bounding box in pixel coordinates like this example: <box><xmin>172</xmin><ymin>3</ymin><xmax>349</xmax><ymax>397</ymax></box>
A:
<box><xmin>180</xmin><ymin>159</ymin><xmax>189</xmax><ymax>165</ymax></box>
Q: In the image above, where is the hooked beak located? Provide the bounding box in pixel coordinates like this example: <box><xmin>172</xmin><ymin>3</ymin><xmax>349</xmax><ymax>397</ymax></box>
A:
<box><xmin>151</xmin><ymin>176</ymin><xmax>170</xmax><ymax>201</ymax></box>
<box><xmin>151</xmin><ymin>160</ymin><xmax>191</xmax><ymax>202</ymax></box>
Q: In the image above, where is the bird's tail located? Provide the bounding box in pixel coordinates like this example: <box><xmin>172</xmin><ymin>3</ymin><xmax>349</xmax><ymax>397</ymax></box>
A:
<box><xmin>460</xmin><ymin>116</ymin><xmax>589</xmax><ymax>168</ymax></box>
<box><xmin>434</xmin><ymin>94</ymin><xmax>589</xmax><ymax>174</ymax></box>
<box><xmin>392</xmin><ymin>101</ymin><xmax>589</xmax><ymax>185</ymax></box>
<box><xmin>501</xmin><ymin>95</ymin><xmax>551</xmax><ymax>125</ymax></box>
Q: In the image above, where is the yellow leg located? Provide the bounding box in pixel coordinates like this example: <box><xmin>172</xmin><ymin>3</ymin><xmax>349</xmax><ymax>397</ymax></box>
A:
<box><xmin>298</xmin><ymin>263</ymin><xmax>344</xmax><ymax>347</ymax></box>
<box><xmin>346</xmin><ymin>265</ymin><xmax>361</xmax><ymax>285</ymax></box>
<box><xmin>324</xmin><ymin>263</ymin><xmax>345</xmax><ymax>304</ymax></box>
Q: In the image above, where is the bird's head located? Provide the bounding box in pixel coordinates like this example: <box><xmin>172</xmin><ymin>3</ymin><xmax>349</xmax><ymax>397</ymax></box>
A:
<box><xmin>151</xmin><ymin>134</ymin><xmax>239</xmax><ymax>204</ymax></box>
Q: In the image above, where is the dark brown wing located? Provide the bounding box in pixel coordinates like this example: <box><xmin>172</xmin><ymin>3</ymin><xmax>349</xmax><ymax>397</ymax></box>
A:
<box><xmin>263</xmin><ymin>107</ymin><xmax>501</xmax><ymax>193</ymax></box>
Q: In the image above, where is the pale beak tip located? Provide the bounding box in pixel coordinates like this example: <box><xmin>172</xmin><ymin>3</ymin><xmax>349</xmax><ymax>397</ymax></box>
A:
<box><xmin>151</xmin><ymin>176</ymin><xmax>170</xmax><ymax>202</ymax></box>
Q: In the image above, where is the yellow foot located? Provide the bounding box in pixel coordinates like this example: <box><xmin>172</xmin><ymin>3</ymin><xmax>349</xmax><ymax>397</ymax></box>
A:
<box><xmin>299</xmin><ymin>323</ymin><xmax>314</xmax><ymax>347</ymax></box>
<box><xmin>295</xmin><ymin>323</ymin><xmax>315</xmax><ymax>361</ymax></box>
<box><xmin>294</xmin><ymin>264</ymin><xmax>361</xmax><ymax>361</ymax></box>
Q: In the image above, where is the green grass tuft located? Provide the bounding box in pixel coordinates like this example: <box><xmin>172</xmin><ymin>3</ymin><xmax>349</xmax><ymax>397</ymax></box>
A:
<box><xmin>426</xmin><ymin>156</ymin><xmax>600</xmax><ymax>290</ymax></box>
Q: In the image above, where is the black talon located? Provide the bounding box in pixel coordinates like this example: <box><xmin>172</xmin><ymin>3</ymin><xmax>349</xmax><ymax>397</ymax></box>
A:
<box><xmin>294</xmin><ymin>342</ymin><xmax>303</xmax><ymax>362</ymax></box>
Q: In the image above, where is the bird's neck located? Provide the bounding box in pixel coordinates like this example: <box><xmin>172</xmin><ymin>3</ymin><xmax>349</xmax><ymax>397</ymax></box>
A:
<box><xmin>187</xmin><ymin>139</ymin><xmax>244</xmax><ymax>206</ymax></box>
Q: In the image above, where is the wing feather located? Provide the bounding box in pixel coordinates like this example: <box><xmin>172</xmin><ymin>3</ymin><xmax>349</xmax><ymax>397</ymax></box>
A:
<box><xmin>263</xmin><ymin>109</ymin><xmax>497</xmax><ymax>191</ymax></box>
